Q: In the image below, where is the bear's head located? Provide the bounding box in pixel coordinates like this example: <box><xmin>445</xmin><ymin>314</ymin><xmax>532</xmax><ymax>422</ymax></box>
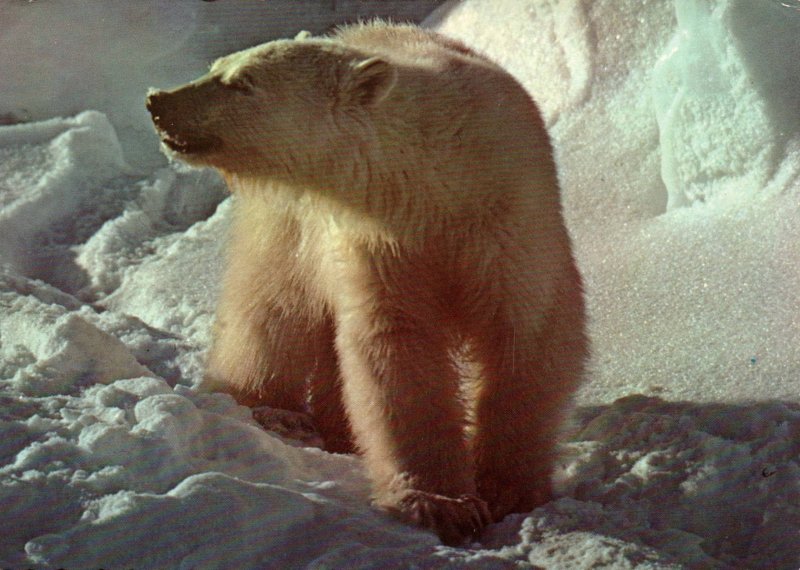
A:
<box><xmin>146</xmin><ymin>38</ymin><xmax>398</xmax><ymax>185</ymax></box>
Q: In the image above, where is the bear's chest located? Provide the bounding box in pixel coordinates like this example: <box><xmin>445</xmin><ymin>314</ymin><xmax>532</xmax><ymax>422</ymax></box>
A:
<box><xmin>290</xmin><ymin>206</ymin><xmax>389</xmax><ymax>304</ymax></box>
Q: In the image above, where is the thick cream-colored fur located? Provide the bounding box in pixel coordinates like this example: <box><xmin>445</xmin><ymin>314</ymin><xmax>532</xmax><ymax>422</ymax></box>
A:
<box><xmin>146</xmin><ymin>22</ymin><xmax>587</xmax><ymax>545</ymax></box>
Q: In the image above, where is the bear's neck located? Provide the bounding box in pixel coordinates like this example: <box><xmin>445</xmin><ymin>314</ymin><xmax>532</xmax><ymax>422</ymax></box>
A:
<box><xmin>220</xmin><ymin>168</ymin><xmax>475</xmax><ymax>249</ymax></box>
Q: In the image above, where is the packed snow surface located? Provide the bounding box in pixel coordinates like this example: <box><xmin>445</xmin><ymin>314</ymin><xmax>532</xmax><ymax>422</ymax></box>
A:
<box><xmin>2</xmin><ymin>1</ymin><xmax>800</xmax><ymax>568</ymax></box>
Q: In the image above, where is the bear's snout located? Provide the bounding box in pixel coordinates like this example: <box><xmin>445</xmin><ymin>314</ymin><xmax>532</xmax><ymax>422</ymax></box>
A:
<box><xmin>146</xmin><ymin>89</ymin><xmax>179</xmax><ymax>135</ymax></box>
<box><xmin>145</xmin><ymin>90</ymin><xmax>167</xmax><ymax>120</ymax></box>
<box><xmin>146</xmin><ymin>88</ymin><xmax>222</xmax><ymax>156</ymax></box>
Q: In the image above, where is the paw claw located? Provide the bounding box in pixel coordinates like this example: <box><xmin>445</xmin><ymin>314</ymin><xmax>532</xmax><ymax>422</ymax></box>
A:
<box><xmin>384</xmin><ymin>490</ymin><xmax>490</xmax><ymax>546</ymax></box>
<box><xmin>251</xmin><ymin>406</ymin><xmax>324</xmax><ymax>448</ymax></box>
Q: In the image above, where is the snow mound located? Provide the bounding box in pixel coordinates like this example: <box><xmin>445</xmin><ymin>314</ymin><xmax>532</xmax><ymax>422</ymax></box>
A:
<box><xmin>0</xmin><ymin>282</ymin><xmax>149</xmax><ymax>397</ymax></box>
<box><xmin>0</xmin><ymin>112</ymin><xmax>129</xmax><ymax>284</ymax></box>
<box><xmin>6</xmin><ymin>371</ymin><xmax>520</xmax><ymax>569</ymax></box>
<box><xmin>2</xmin><ymin>0</ymin><xmax>800</xmax><ymax>567</ymax></box>
<box><xmin>555</xmin><ymin>396</ymin><xmax>800</xmax><ymax>569</ymax></box>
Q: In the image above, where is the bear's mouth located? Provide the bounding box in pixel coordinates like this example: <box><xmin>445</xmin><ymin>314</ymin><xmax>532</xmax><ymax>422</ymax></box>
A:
<box><xmin>159</xmin><ymin>130</ymin><xmax>222</xmax><ymax>155</ymax></box>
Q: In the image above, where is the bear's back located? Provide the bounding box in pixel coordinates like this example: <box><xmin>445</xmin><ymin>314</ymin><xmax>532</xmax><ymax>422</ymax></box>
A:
<box><xmin>333</xmin><ymin>21</ymin><xmax>494</xmax><ymax>72</ymax></box>
<box><xmin>326</xmin><ymin>22</ymin><xmax>559</xmax><ymax>225</ymax></box>
<box><xmin>332</xmin><ymin>21</ymin><xmax>534</xmax><ymax>141</ymax></box>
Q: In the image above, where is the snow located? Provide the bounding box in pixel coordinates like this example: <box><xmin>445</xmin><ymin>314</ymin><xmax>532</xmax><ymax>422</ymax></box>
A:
<box><xmin>1</xmin><ymin>1</ymin><xmax>799</xmax><ymax>568</ymax></box>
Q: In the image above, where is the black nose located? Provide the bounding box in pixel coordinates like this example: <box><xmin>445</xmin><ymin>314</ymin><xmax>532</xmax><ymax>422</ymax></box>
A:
<box><xmin>146</xmin><ymin>91</ymin><xmax>165</xmax><ymax>116</ymax></box>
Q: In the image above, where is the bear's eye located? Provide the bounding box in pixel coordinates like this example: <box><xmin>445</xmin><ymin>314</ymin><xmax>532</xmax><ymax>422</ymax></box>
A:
<box><xmin>221</xmin><ymin>75</ymin><xmax>255</xmax><ymax>94</ymax></box>
<box><xmin>214</xmin><ymin>76</ymin><xmax>253</xmax><ymax>95</ymax></box>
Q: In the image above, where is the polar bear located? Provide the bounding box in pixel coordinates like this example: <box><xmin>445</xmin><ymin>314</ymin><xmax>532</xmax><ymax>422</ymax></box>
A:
<box><xmin>146</xmin><ymin>22</ymin><xmax>587</xmax><ymax>545</ymax></box>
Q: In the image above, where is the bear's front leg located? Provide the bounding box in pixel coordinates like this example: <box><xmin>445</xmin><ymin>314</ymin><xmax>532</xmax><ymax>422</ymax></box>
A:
<box><xmin>333</xmin><ymin>282</ymin><xmax>489</xmax><ymax>545</ymax></box>
<box><xmin>204</xmin><ymin>303</ymin><xmax>308</xmax><ymax>411</ymax></box>
<box><xmin>201</xmin><ymin>201</ymin><xmax>355</xmax><ymax>452</ymax></box>
<box><xmin>205</xmin><ymin>294</ymin><xmax>355</xmax><ymax>453</ymax></box>
<box><xmin>471</xmin><ymin>269</ymin><xmax>587</xmax><ymax>522</ymax></box>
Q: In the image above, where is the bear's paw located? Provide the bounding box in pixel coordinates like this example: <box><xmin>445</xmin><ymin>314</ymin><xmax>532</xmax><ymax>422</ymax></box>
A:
<box><xmin>477</xmin><ymin>470</ymin><xmax>553</xmax><ymax>522</ymax></box>
<box><xmin>252</xmin><ymin>406</ymin><xmax>324</xmax><ymax>449</ymax></box>
<box><xmin>384</xmin><ymin>490</ymin><xmax>491</xmax><ymax>546</ymax></box>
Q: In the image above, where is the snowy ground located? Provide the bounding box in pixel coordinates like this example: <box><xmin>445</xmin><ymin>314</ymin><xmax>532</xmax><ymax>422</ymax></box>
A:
<box><xmin>2</xmin><ymin>1</ymin><xmax>800</xmax><ymax>568</ymax></box>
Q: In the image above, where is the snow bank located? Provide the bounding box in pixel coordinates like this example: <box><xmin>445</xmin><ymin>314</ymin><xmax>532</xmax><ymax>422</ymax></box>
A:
<box><xmin>0</xmin><ymin>112</ymin><xmax>129</xmax><ymax>283</ymax></box>
<box><xmin>14</xmin><ymin>377</ymin><xmax>435</xmax><ymax>569</ymax></box>
<box><xmin>433</xmin><ymin>0</ymin><xmax>800</xmax><ymax>405</ymax></box>
<box><xmin>2</xmin><ymin>0</ymin><xmax>800</xmax><ymax>568</ymax></box>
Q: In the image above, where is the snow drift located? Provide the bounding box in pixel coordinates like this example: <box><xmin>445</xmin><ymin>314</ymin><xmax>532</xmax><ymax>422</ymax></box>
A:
<box><xmin>1</xmin><ymin>1</ymin><xmax>799</xmax><ymax>568</ymax></box>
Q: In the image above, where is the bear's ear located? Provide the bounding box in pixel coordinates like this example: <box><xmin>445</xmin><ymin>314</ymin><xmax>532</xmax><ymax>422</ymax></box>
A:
<box><xmin>345</xmin><ymin>57</ymin><xmax>397</xmax><ymax>106</ymax></box>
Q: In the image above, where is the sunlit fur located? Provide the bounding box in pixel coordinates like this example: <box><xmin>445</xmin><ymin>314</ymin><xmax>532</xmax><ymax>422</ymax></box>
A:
<box><xmin>147</xmin><ymin>21</ymin><xmax>588</xmax><ymax>545</ymax></box>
